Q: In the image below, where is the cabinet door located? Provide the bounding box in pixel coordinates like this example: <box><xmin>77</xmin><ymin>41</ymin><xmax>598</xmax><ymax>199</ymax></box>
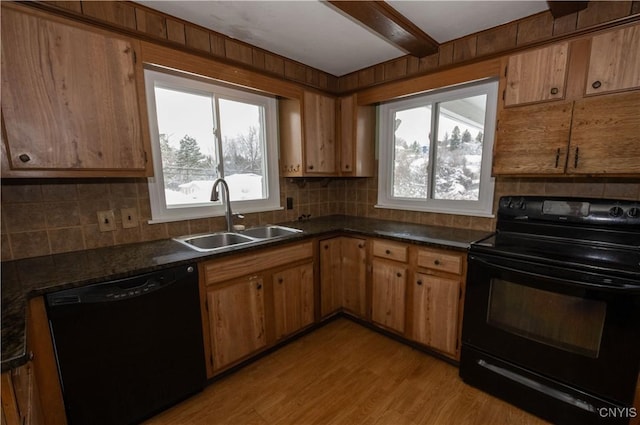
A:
<box><xmin>504</xmin><ymin>43</ymin><xmax>569</xmax><ymax>106</ymax></box>
<box><xmin>1</xmin><ymin>6</ymin><xmax>148</xmax><ymax>175</ymax></box>
<box><xmin>339</xmin><ymin>95</ymin><xmax>355</xmax><ymax>173</ymax></box>
<box><xmin>319</xmin><ymin>238</ymin><xmax>342</xmax><ymax>317</ymax></box>
<box><xmin>303</xmin><ymin>91</ymin><xmax>336</xmax><ymax>174</ymax></box>
<box><xmin>586</xmin><ymin>25</ymin><xmax>640</xmax><ymax>95</ymax></box>
<box><xmin>341</xmin><ymin>238</ymin><xmax>367</xmax><ymax>317</ymax></box>
<box><xmin>273</xmin><ymin>262</ymin><xmax>314</xmax><ymax>340</ymax></box>
<box><xmin>278</xmin><ymin>98</ymin><xmax>304</xmax><ymax>177</ymax></box>
<box><xmin>371</xmin><ymin>259</ymin><xmax>407</xmax><ymax>333</ymax></box>
<box><xmin>568</xmin><ymin>91</ymin><xmax>640</xmax><ymax>175</ymax></box>
<box><xmin>493</xmin><ymin>101</ymin><xmax>573</xmax><ymax>175</ymax></box>
<box><xmin>410</xmin><ymin>272</ymin><xmax>460</xmax><ymax>356</ymax></box>
<box><xmin>207</xmin><ymin>276</ymin><xmax>266</xmax><ymax>371</ymax></box>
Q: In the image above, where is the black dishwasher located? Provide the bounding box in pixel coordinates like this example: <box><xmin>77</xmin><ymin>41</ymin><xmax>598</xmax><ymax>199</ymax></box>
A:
<box><xmin>46</xmin><ymin>263</ymin><xmax>206</xmax><ymax>425</ymax></box>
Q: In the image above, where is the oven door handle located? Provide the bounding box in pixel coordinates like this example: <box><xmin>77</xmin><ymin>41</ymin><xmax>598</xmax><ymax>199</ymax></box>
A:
<box><xmin>469</xmin><ymin>254</ymin><xmax>640</xmax><ymax>293</ymax></box>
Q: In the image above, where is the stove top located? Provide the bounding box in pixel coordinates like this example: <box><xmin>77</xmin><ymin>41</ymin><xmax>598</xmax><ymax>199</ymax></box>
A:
<box><xmin>471</xmin><ymin>196</ymin><xmax>640</xmax><ymax>278</ymax></box>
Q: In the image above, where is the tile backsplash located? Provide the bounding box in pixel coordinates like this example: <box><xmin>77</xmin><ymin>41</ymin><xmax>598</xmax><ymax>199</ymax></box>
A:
<box><xmin>1</xmin><ymin>175</ymin><xmax>639</xmax><ymax>261</ymax></box>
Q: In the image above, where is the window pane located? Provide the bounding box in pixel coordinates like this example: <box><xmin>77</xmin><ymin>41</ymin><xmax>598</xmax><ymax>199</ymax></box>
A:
<box><xmin>154</xmin><ymin>87</ymin><xmax>217</xmax><ymax>207</ymax></box>
<box><xmin>434</xmin><ymin>95</ymin><xmax>487</xmax><ymax>200</ymax></box>
<box><xmin>392</xmin><ymin>106</ymin><xmax>431</xmax><ymax>199</ymax></box>
<box><xmin>219</xmin><ymin>99</ymin><xmax>266</xmax><ymax>201</ymax></box>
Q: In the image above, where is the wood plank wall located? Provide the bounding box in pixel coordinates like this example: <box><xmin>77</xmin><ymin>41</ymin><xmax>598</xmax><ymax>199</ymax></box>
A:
<box><xmin>36</xmin><ymin>1</ymin><xmax>640</xmax><ymax>96</ymax></box>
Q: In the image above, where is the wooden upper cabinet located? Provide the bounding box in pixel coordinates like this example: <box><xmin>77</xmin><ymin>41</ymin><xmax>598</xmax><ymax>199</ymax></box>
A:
<box><xmin>0</xmin><ymin>4</ymin><xmax>151</xmax><ymax>178</ymax></box>
<box><xmin>493</xmin><ymin>101</ymin><xmax>573</xmax><ymax>175</ymax></box>
<box><xmin>568</xmin><ymin>91</ymin><xmax>640</xmax><ymax>175</ymax></box>
<box><xmin>338</xmin><ymin>94</ymin><xmax>375</xmax><ymax>176</ymax></box>
<box><xmin>585</xmin><ymin>24</ymin><xmax>640</xmax><ymax>96</ymax></box>
<box><xmin>279</xmin><ymin>91</ymin><xmax>336</xmax><ymax>176</ymax></box>
<box><xmin>504</xmin><ymin>43</ymin><xmax>569</xmax><ymax>107</ymax></box>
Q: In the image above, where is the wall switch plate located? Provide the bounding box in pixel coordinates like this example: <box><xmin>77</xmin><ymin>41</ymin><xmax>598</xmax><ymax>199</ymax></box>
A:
<box><xmin>97</xmin><ymin>210</ymin><xmax>116</xmax><ymax>232</ymax></box>
<box><xmin>121</xmin><ymin>208</ymin><xmax>139</xmax><ymax>229</ymax></box>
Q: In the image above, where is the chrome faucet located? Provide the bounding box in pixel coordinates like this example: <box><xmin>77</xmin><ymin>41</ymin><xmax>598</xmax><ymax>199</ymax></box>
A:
<box><xmin>211</xmin><ymin>178</ymin><xmax>234</xmax><ymax>232</ymax></box>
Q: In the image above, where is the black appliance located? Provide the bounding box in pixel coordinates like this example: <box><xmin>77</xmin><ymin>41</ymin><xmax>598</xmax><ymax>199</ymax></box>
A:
<box><xmin>46</xmin><ymin>263</ymin><xmax>206</xmax><ymax>425</ymax></box>
<box><xmin>460</xmin><ymin>196</ymin><xmax>640</xmax><ymax>425</ymax></box>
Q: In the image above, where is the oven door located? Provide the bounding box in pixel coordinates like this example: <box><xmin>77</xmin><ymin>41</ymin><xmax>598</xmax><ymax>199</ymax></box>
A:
<box><xmin>462</xmin><ymin>252</ymin><xmax>640</xmax><ymax>406</ymax></box>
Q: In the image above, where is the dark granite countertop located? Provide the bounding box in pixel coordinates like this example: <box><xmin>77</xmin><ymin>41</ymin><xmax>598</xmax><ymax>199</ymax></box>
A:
<box><xmin>1</xmin><ymin>215</ymin><xmax>491</xmax><ymax>371</ymax></box>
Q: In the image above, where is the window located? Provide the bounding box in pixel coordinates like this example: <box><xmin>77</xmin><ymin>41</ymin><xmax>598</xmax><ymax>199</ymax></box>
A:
<box><xmin>377</xmin><ymin>79</ymin><xmax>498</xmax><ymax>217</ymax></box>
<box><xmin>144</xmin><ymin>68</ymin><xmax>280</xmax><ymax>223</ymax></box>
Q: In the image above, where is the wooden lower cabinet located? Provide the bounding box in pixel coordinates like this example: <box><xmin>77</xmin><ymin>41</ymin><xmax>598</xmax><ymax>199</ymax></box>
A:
<box><xmin>371</xmin><ymin>258</ymin><xmax>407</xmax><ymax>334</ymax></box>
<box><xmin>1</xmin><ymin>362</ymin><xmax>43</xmax><ymax>425</ymax></box>
<box><xmin>319</xmin><ymin>237</ymin><xmax>367</xmax><ymax>318</ymax></box>
<box><xmin>207</xmin><ymin>275</ymin><xmax>267</xmax><ymax>372</ymax></box>
<box><xmin>273</xmin><ymin>262</ymin><xmax>314</xmax><ymax>340</ymax></box>
<box><xmin>410</xmin><ymin>273</ymin><xmax>460</xmax><ymax>357</ymax></box>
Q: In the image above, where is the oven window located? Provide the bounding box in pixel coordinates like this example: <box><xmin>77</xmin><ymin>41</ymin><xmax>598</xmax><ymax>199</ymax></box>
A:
<box><xmin>487</xmin><ymin>279</ymin><xmax>606</xmax><ymax>358</ymax></box>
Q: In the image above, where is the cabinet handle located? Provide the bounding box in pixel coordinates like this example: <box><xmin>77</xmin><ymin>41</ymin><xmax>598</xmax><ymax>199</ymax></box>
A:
<box><xmin>396</xmin><ymin>272</ymin><xmax>402</xmax><ymax>278</ymax></box>
<box><xmin>434</xmin><ymin>259</ymin><xmax>441</xmax><ymax>266</ymax></box>
<box><xmin>555</xmin><ymin>148</ymin><xmax>560</xmax><ymax>168</ymax></box>
<box><xmin>257</xmin><ymin>283</ymin><xmax>262</xmax><ymax>290</ymax></box>
<box><xmin>417</xmin><ymin>280</ymin><xmax>423</xmax><ymax>286</ymax></box>
<box><xmin>18</xmin><ymin>154</ymin><xmax>31</xmax><ymax>163</ymax></box>
<box><xmin>574</xmin><ymin>146</ymin><xmax>580</xmax><ymax>168</ymax></box>
<box><xmin>385</xmin><ymin>249</ymin><xmax>391</xmax><ymax>255</ymax></box>
<box><xmin>550</xmin><ymin>87</ymin><xmax>559</xmax><ymax>95</ymax></box>
<box><xmin>592</xmin><ymin>80</ymin><xmax>602</xmax><ymax>89</ymax></box>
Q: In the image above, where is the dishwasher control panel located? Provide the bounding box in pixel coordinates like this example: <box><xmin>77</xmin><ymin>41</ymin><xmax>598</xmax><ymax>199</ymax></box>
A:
<box><xmin>46</xmin><ymin>264</ymin><xmax>196</xmax><ymax>306</ymax></box>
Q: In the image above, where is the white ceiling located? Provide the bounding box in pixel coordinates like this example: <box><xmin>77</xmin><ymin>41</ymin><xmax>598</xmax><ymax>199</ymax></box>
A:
<box><xmin>137</xmin><ymin>1</ymin><xmax>549</xmax><ymax>76</ymax></box>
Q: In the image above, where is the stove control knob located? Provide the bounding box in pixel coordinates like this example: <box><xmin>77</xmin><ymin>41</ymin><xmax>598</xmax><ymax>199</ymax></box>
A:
<box><xmin>628</xmin><ymin>207</ymin><xmax>639</xmax><ymax>218</ymax></box>
<box><xmin>609</xmin><ymin>206</ymin><xmax>624</xmax><ymax>217</ymax></box>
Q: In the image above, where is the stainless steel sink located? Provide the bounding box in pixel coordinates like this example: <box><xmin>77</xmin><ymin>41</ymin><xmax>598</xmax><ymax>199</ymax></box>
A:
<box><xmin>174</xmin><ymin>232</ymin><xmax>255</xmax><ymax>252</ymax></box>
<box><xmin>174</xmin><ymin>225</ymin><xmax>302</xmax><ymax>252</ymax></box>
<box><xmin>240</xmin><ymin>225</ymin><xmax>302</xmax><ymax>239</ymax></box>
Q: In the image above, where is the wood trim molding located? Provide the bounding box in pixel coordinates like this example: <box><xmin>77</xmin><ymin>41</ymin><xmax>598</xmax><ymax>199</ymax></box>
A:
<box><xmin>547</xmin><ymin>1</ymin><xmax>589</xmax><ymax>19</ymax></box>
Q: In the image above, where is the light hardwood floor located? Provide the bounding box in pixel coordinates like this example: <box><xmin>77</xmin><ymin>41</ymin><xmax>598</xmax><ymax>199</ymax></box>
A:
<box><xmin>144</xmin><ymin>319</ymin><xmax>549</xmax><ymax>425</ymax></box>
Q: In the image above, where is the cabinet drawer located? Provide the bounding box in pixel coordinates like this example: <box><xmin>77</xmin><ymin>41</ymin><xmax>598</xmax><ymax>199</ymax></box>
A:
<box><xmin>373</xmin><ymin>240</ymin><xmax>408</xmax><ymax>262</ymax></box>
<box><xmin>417</xmin><ymin>248</ymin><xmax>463</xmax><ymax>275</ymax></box>
<box><xmin>203</xmin><ymin>241</ymin><xmax>313</xmax><ymax>285</ymax></box>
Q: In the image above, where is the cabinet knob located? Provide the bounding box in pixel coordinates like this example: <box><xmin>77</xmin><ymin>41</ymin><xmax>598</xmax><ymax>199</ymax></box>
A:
<box><xmin>308</xmin><ymin>165</ymin><xmax>314</xmax><ymax>170</ymax></box>
<box><xmin>345</xmin><ymin>164</ymin><xmax>350</xmax><ymax>169</ymax></box>
<box><xmin>257</xmin><ymin>283</ymin><xmax>262</xmax><ymax>290</ymax></box>
<box><xmin>385</xmin><ymin>249</ymin><xmax>391</xmax><ymax>255</ymax></box>
<box><xmin>18</xmin><ymin>154</ymin><xmax>31</xmax><ymax>163</ymax></box>
<box><xmin>434</xmin><ymin>259</ymin><xmax>441</xmax><ymax>265</ymax></box>
<box><xmin>417</xmin><ymin>280</ymin><xmax>423</xmax><ymax>286</ymax></box>
<box><xmin>324</xmin><ymin>245</ymin><xmax>329</xmax><ymax>250</ymax></box>
<box><xmin>550</xmin><ymin>87</ymin><xmax>559</xmax><ymax>95</ymax></box>
<box><xmin>396</xmin><ymin>272</ymin><xmax>402</xmax><ymax>278</ymax></box>
<box><xmin>278</xmin><ymin>278</ymin><xmax>283</xmax><ymax>284</ymax></box>
<box><xmin>592</xmin><ymin>80</ymin><xmax>602</xmax><ymax>89</ymax></box>
<box><xmin>358</xmin><ymin>244</ymin><xmax>364</xmax><ymax>249</ymax></box>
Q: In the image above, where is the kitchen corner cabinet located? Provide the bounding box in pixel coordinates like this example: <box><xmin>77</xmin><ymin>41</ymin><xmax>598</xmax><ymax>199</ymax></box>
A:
<box><xmin>1</xmin><ymin>362</ymin><xmax>43</xmax><ymax>425</ymax></box>
<box><xmin>200</xmin><ymin>241</ymin><xmax>314</xmax><ymax>376</ymax></box>
<box><xmin>0</xmin><ymin>4</ymin><xmax>151</xmax><ymax>178</ymax></box>
<box><xmin>338</xmin><ymin>94</ymin><xmax>375</xmax><ymax>176</ymax></box>
<box><xmin>319</xmin><ymin>237</ymin><xmax>367</xmax><ymax>318</ymax></box>
<box><xmin>279</xmin><ymin>91</ymin><xmax>336</xmax><ymax>176</ymax></box>
<box><xmin>409</xmin><ymin>247</ymin><xmax>464</xmax><ymax>359</ymax></box>
<box><xmin>371</xmin><ymin>240</ymin><xmax>408</xmax><ymax>334</ymax></box>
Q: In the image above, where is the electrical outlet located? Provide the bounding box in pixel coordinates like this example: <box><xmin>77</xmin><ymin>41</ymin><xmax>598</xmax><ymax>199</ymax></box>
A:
<box><xmin>97</xmin><ymin>210</ymin><xmax>116</xmax><ymax>232</ymax></box>
<box><xmin>286</xmin><ymin>197</ymin><xmax>293</xmax><ymax>210</ymax></box>
<box><xmin>121</xmin><ymin>207</ymin><xmax>139</xmax><ymax>229</ymax></box>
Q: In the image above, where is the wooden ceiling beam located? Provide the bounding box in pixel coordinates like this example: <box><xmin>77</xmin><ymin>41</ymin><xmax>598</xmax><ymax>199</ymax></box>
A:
<box><xmin>547</xmin><ymin>1</ymin><xmax>589</xmax><ymax>18</ymax></box>
<box><xmin>327</xmin><ymin>1</ymin><xmax>439</xmax><ymax>57</ymax></box>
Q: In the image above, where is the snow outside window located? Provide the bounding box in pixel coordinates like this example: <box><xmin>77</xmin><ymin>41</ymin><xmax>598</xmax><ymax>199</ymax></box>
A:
<box><xmin>144</xmin><ymin>68</ymin><xmax>280</xmax><ymax>223</ymax></box>
<box><xmin>377</xmin><ymin>79</ymin><xmax>498</xmax><ymax>217</ymax></box>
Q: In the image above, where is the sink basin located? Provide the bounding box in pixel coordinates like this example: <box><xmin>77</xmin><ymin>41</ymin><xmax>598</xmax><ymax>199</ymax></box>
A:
<box><xmin>241</xmin><ymin>225</ymin><xmax>302</xmax><ymax>239</ymax></box>
<box><xmin>173</xmin><ymin>226</ymin><xmax>302</xmax><ymax>252</ymax></box>
<box><xmin>175</xmin><ymin>232</ymin><xmax>255</xmax><ymax>252</ymax></box>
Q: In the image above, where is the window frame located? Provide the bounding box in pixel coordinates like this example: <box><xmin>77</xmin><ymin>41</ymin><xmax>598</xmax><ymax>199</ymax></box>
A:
<box><xmin>377</xmin><ymin>79</ymin><xmax>499</xmax><ymax>218</ymax></box>
<box><xmin>144</xmin><ymin>67</ymin><xmax>281</xmax><ymax>224</ymax></box>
